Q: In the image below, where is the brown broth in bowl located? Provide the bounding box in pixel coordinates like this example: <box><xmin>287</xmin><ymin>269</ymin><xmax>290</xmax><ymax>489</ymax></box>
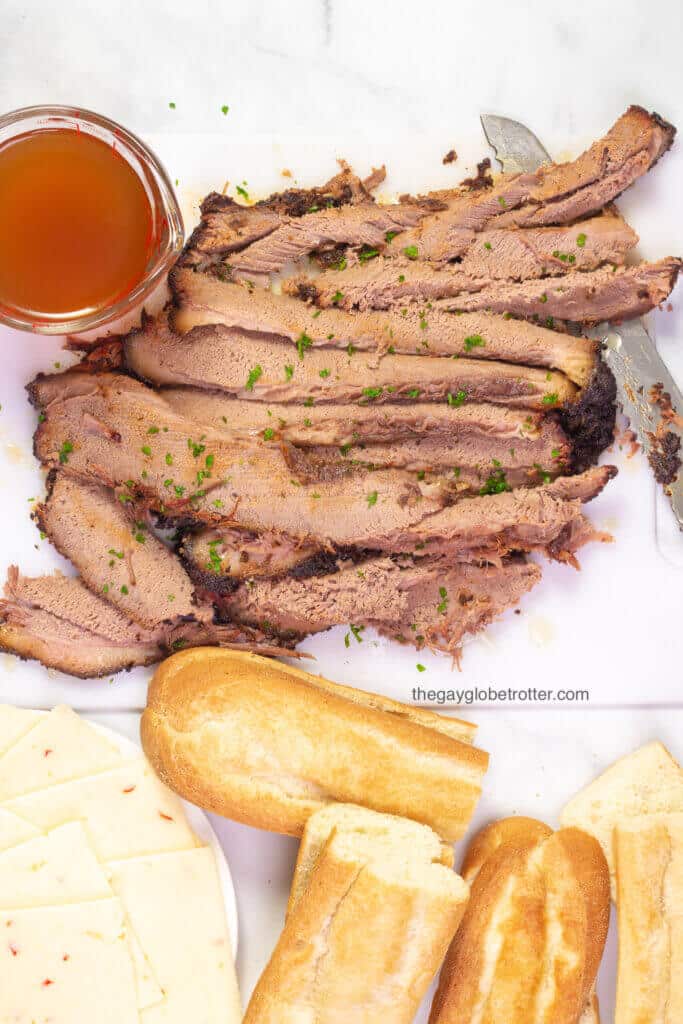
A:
<box><xmin>0</xmin><ymin>128</ymin><xmax>155</xmax><ymax>321</ymax></box>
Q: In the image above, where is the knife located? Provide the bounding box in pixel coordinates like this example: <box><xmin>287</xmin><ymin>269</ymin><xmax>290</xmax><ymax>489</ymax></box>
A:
<box><xmin>480</xmin><ymin>113</ymin><xmax>683</xmax><ymax>529</ymax></box>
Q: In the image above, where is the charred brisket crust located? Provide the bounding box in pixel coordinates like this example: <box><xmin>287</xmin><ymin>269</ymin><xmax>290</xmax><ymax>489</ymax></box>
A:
<box><xmin>559</xmin><ymin>359</ymin><xmax>617</xmax><ymax>472</ymax></box>
<box><xmin>648</xmin><ymin>430</ymin><xmax>682</xmax><ymax>485</ymax></box>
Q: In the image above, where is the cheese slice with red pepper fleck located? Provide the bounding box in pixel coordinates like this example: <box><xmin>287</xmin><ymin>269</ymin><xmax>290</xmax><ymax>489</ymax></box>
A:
<box><xmin>109</xmin><ymin>848</ymin><xmax>242</xmax><ymax>1023</ymax></box>
<box><xmin>0</xmin><ymin>704</ymin><xmax>42</xmax><ymax>756</ymax></box>
<box><xmin>0</xmin><ymin>705</ymin><xmax>121</xmax><ymax>800</ymax></box>
<box><xmin>0</xmin><ymin>899</ymin><xmax>139</xmax><ymax>1024</ymax></box>
<box><xmin>0</xmin><ymin>807</ymin><xmax>41</xmax><ymax>852</ymax></box>
<box><xmin>6</xmin><ymin>758</ymin><xmax>199</xmax><ymax>861</ymax></box>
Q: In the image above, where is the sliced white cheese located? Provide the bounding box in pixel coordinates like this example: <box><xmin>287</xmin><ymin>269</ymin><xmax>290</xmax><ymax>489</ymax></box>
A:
<box><xmin>109</xmin><ymin>848</ymin><xmax>242</xmax><ymax>1023</ymax></box>
<box><xmin>0</xmin><ymin>704</ymin><xmax>42</xmax><ymax>755</ymax></box>
<box><xmin>6</xmin><ymin>757</ymin><xmax>199</xmax><ymax>861</ymax></box>
<box><xmin>0</xmin><ymin>898</ymin><xmax>140</xmax><ymax>1024</ymax></box>
<box><xmin>0</xmin><ymin>821</ymin><xmax>110</xmax><ymax>909</ymax></box>
<box><xmin>0</xmin><ymin>820</ymin><xmax>163</xmax><ymax>1010</ymax></box>
<box><xmin>0</xmin><ymin>705</ymin><xmax>121</xmax><ymax>800</ymax></box>
<box><xmin>0</xmin><ymin>807</ymin><xmax>41</xmax><ymax>852</ymax></box>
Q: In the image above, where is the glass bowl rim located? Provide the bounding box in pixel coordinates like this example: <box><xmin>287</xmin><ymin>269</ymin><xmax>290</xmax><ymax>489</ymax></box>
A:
<box><xmin>0</xmin><ymin>103</ymin><xmax>184</xmax><ymax>335</ymax></box>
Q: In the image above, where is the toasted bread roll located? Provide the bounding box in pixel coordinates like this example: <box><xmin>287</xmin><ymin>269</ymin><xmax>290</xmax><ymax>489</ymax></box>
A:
<box><xmin>614</xmin><ymin>813</ymin><xmax>683</xmax><ymax>1024</ymax></box>
<box><xmin>430</xmin><ymin>823</ymin><xmax>609</xmax><ymax>1024</ymax></box>
<box><xmin>288</xmin><ymin>803</ymin><xmax>455</xmax><ymax>915</ymax></box>
<box><xmin>245</xmin><ymin>822</ymin><xmax>469</xmax><ymax>1023</ymax></box>
<box><xmin>460</xmin><ymin>815</ymin><xmax>552</xmax><ymax>883</ymax></box>
<box><xmin>560</xmin><ymin>741</ymin><xmax>683</xmax><ymax>893</ymax></box>
<box><xmin>142</xmin><ymin>649</ymin><xmax>487</xmax><ymax>841</ymax></box>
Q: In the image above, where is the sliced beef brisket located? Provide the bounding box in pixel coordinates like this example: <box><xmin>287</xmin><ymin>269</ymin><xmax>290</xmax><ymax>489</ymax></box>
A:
<box><xmin>124</xmin><ymin>316</ymin><xmax>575</xmax><ymax>410</ymax></box>
<box><xmin>219</xmin><ymin>554</ymin><xmax>542</xmax><ymax>653</ymax></box>
<box><xmin>171</xmin><ymin>266</ymin><xmax>599</xmax><ymax>385</ymax></box>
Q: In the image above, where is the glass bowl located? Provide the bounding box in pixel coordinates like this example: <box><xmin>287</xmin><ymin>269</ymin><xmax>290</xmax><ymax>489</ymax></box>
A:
<box><xmin>0</xmin><ymin>104</ymin><xmax>184</xmax><ymax>335</ymax></box>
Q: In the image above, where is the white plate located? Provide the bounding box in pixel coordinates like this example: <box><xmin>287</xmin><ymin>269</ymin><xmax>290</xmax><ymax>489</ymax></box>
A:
<box><xmin>33</xmin><ymin>710</ymin><xmax>239</xmax><ymax>956</ymax></box>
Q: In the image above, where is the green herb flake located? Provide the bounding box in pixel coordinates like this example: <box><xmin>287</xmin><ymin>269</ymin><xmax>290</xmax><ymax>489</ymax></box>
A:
<box><xmin>284</xmin><ymin>364</ymin><xmax>294</xmax><ymax>381</ymax></box>
<box><xmin>479</xmin><ymin>469</ymin><xmax>512</xmax><ymax>496</ymax></box>
<box><xmin>497</xmin><ymin>195</ymin><xmax>507</xmax><ymax>208</ymax></box>
<box><xmin>447</xmin><ymin>390</ymin><xmax>467</xmax><ymax>408</ymax></box>
<box><xmin>407</xmin><ymin>388</ymin><xmax>421</xmax><ymax>399</ymax></box>
<box><xmin>398</xmin><ymin>274</ymin><xmax>406</xmax><ymax>283</ymax></box>
<box><xmin>304</xmin><ymin>397</ymin><xmax>314</xmax><ymax>407</ymax></box>
<box><xmin>312</xmin><ymin>309</ymin><xmax>322</xmax><ymax>319</ymax></box>
<box><xmin>120</xmin><ymin>585</ymin><xmax>129</xmax><ymax>595</ymax></box>
<box><xmin>366</xmin><ymin>490</ymin><xmax>378</xmax><ymax>507</ymax></box>
<box><xmin>221</xmin><ymin>104</ymin><xmax>229</xmax><ymax>115</ymax></box>
<box><xmin>463</xmin><ymin>334</ymin><xmax>485</xmax><ymax>352</ymax></box>
<box><xmin>141</xmin><ymin>445</ymin><xmax>152</xmax><ymax>456</ymax></box>
<box><xmin>576</xmin><ymin>233</ymin><xmax>587</xmax><ymax>248</ymax></box>
<box><xmin>542</xmin><ymin>392</ymin><xmax>559</xmax><ymax>406</ymax></box>
<box><xmin>168</xmin><ymin>101</ymin><xmax>176</xmax><ymax>109</ymax></box>
<box><xmin>385</xmin><ymin>230</ymin><xmax>398</xmax><ymax>243</ymax></box>
<box><xmin>245</xmin><ymin>364</ymin><xmax>263</xmax><ymax>390</ymax></box>
<box><xmin>539</xmin><ymin>293</ymin><xmax>548</xmax><ymax>304</ymax></box>
<box><xmin>319</xmin><ymin>368</ymin><xmax>331</xmax><ymax>379</ymax></box>
<box><xmin>416</xmin><ymin>663</ymin><xmax>426</xmax><ymax>672</ymax></box>
<box><xmin>362</xmin><ymin>387</ymin><xmax>383</xmax><ymax>400</ymax></box>
<box><xmin>358</xmin><ymin>246</ymin><xmax>379</xmax><ymax>264</ymax></box>
<box><xmin>331</xmin><ymin>291</ymin><xmax>344</xmax><ymax>305</ymax></box>
<box><xmin>147</xmin><ymin>426</ymin><xmax>160</xmax><ymax>434</ymax></box>
<box><xmin>165</xmin><ymin>452</ymin><xmax>173</xmax><ymax>466</ymax></box>
<box><xmin>236</xmin><ymin>184</ymin><xmax>250</xmax><ymax>200</ymax></box>
<box><xmin>263</xmin><ymin>428</ymin><xmax>275</xmax><ymax>441</ymax></box>
<box><xmin>350</xmin><ymin>624</ymin><xmax>365</xmax><ymax>643</ymax></box>
<box><xmin>108</xmin><ymin>548</ymin><xmax>124</xmax><ymax>559</ymax></box>
<box><xmin>484</xmin><ymin>241</ymin><xmax>492</xmax><ymax>250</ymax></box>
<box><xmin>403</xmin><ymin>245</ymin><xmax>418</xmax><ymax>260</ymax></box>
<box><xmin>58</xmin><ymin>440</ymin><xmax>74</xmax><ymax>465</ymax></box>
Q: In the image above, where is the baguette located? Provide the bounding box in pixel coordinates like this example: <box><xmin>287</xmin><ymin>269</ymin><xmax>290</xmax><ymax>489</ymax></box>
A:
<box><xmin>244</xmin><ymin>820</ymin><xmax>469</xmax><ymax>1023</ymax></box>
<box><xmin>287</xmin><ymin>803</ymin><xmax>455</xmax><ymax>915</ymax></box>
<box><xmin>560</xmin><ymin>741</ymin><xmax>683</xmax><ymax>893</ymax></box>
<box><xmin>614</xmin><ymin>813</ymin><xmax>683</xmax><ymax>1024</ymax></box>
<box><xmin>430</xmin><ymin>821</ymin><xmax>609</xmax><ymax>1024</ymax></box>
<box><xmin>142</xmin><ymin>648</ymin><xmax>488</xmax><ymax>840</ymax></box>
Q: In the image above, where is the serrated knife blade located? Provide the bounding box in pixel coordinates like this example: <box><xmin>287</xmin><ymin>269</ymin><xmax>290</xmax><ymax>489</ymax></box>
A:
<box><xmin>480</xmin><ymin>113</ymin><xmax>683</xmax><ymax>529</ymax></box>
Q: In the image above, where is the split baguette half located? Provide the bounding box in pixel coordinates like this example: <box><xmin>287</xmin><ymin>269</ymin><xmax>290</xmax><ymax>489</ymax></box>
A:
<box><xmin>287</xmin><ymin>802</ymin><xmax>455</xmax><ymax>915</ymax></box>
<box><xmin>614</xmin><ymin>813</ymin><xmax>683</xmax><ymax>1024</ymax></box>
<box><xmin>244</xmin><ymin>818</ymin><xmax>469</xmax><ymax>1023</ymax></box>
<box><xmin>141</xmin><ymin>648</ymin><xmax>487</xmax><ymax>840</ymax></box>
<box><xmin>560</xmin><ymin>741</ymin><xmax>683</xmax><ymax>894</ymax></box>
<box><xmin>430</xmin><ymin>817</ymin><xmax>609</xmax><ymax>1024</ymax></box>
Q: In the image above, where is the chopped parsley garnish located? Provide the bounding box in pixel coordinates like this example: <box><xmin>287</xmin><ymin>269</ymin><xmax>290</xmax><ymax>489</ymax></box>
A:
<box><xmin>542</xmin><ymin>392</ymin><xmax>559</xmax><ymax>405</ymax></box>
<box><xmin>171</xmin><ymin>638</ymin><xmax>187</xmax><ymax>651</ymax></box>
<box><xmin>463</xmin><ymin>334</ymin><xmax>485</xmax><ymax>352</ymax></box>
<box><xmin>221</xmin><ymin>104</ymin><xmax>229</xmax><ymax>115</ymax></box>
<box><xmin>366</xmin><ymin>490</ymin><xmax>378</xmax><ymax>507</ymax></box>
<box><xmin>539</xmin><ymin>293</ymin><xmax>548</xmax><ymax>304</ymax></box>
<box><xmin>534</xmin><ymin>463</ymin><xmax>552</xmax><ymax>485</ymax></box>
<box><xmin>165</xmin><ymin>452</ymin><xmax>173</xmax><ymax>466</ymax></box>
<box><xmin>358</xmin><ymin>246</ymin><xmax>379</xmax><ymax>264</ymax></box>
<box><xmin>245</xmin><ymin>364</ymin><xmax>263</xmax><ymax>390</ymax></box>
<box><xmin>484</xmin><ymin>241</ymin><xmax>492</xmax><ymax>250</ymax></box>
<box><xmin>263</xmin><ymin>428</ymin><xmax>275</xmax><ymax>441</ymax></box>
<box><xmin>335</xmin><ymin>256</ymin><xmax>347</xmax><ymax>271</ymax></box>
<box><xmin>120</xmin><ymin>585</ymin><xmax>129</xmax><ymax>595</ymax></box>
<box><xmin>551</xmin><ymin>448</ymin><xmax>561</xmax><ymax>460</ymax></box>
<box><xmin>236</xmin><ymin>184</ymin><xmax>250</xmax><ymax>200</ymax></box>
<box><xmin>187</xmin><ymin>438</ymin><xmax>206</xmax><ymax>458</ymax></box>
<box><xmin>479</xmin><ymin>469</ymin><xmax>511</xmax><ymax>495</ymax></box>
<box><xmin>303</xmin><ymin>397</ymin><xmax>314</xmax><ymax>407</ymax></box>
<box><xmin>447</xmin><ymin>390</ymin><xmax>467</xmax><ymax>408</ymax></box>
<box><xmin>407</xmin><ymin>388</ymin><xmax>421</xmax><ymax>399</ymax></box>
<box><xmin>350</xmin><ymin>624</ymin><xmax>365</xmax><ymax>643</ymax></box>
<box><xmin>576</xmin><ymin>233</ymin><xmax>587</xmax><ymax>247</ymax></box>
<box><xmin>331</xmin><ymin>291</ymin><xmax>344</xmax><ymax>305</ymax></box>
<box><xmin>205</xmin><ymin>453</ymin><xmax>215</xmax><ymax>471</ymax></box>
<box><xmin>387</xmin><ymin>345</ymin><xmax>395</xmax><ymax>354</ymax></box>
<box><xmin>416</xmin><ymin>663</ymin><xmax>426</xmax><ymax>672</ymax></box>
<box><xmin>545</xmin><ymin>317</ymin><xmax>555</xmax><ymax>329</ymax></box>
<box><xmin>385</xmin><ymin>230</ymin><xmax>398</xmax><ymax>243</ymax></box>
<box><xmin>403</xmin><ymin>245</ymin><xmax>418</xmax><ymax>260</ymax></box>
<box><xmin>362</xmin><ymin>387</ymin><xmax>383</xmax><ymax>400</ymax></box>
<box><xmin>319</xmin><ymin>368</ymin><xmax>331</xmax><ymax>378</ymax></box>
<box><xmin>147</xmin><ymin>426</ymin><xmax>160</xmax><ymax>434</ymax></box>
<box><xmin>284</xmin><ymin>364</ymin><xmax>294</xmax><ymax>381</ymax></box>
<box><xmin>58</xmin><ymin>440</ymin><xmax>73</xmax><ymax>465</ymax></box>
<box><xmin>303</xmin><ymin>418</ymin><xmax>312</xmax><ymax>427</ymax></box>
<box><xmin>206</xmin><ymin>540</ymin><xmax>223</xmax><ymax>573</ymax></box>
<box><xmin>398</xmin><ymin>274</ymin><xmax>406</xmax><ymax>283</ymax></box>
<box><xmin>108</xmin><ymin>549</ymin><xmax>124</xmax><ymax>559</ymax></box>
<box><xmin>552</xmin><ymin>249</ymin><xmax>576</xmax><ymax>264</ymax></box>
<box><xmin>347</xmin><ymin>342</ymin><xmax>356</xmax><ymax>357</ymax></box>
<box><xmin>419</xmin><ymin>315</ymin><xmax>428</xmax><ymax>330</ymax></box>
<box><xmin>436</xmin><ymin>586</ymin><xmax>449</xmax><ymax>614</ymax></box>
<box><xmin>141</xmin><ymin>445</ymin><xmax>152</xmax><ymax>456</ymax></box>
<box><xmin>340</xmin><ymin>443</ymin><xmax>352</xmax><ymax>456</ymax></box>
<box><xmin>497</xmin><ymin>195</ymin><xmax>507</xmax><ymax>208</ymax></box>
<box><xmin>168</xmin><ymin>101</ymin><xmax>176</xmax><ymax>109</ymax></box>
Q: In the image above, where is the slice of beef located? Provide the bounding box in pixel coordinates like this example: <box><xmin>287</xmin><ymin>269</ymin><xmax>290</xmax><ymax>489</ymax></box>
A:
<box><xmin>363</xmin><ymin>209</ymin><xmax>636</xmax><ymax>269</ymax></box>
<box><xmin>182</xmin><ymin>162</ymin><xmax>381</xmax><ymax>270</ymax></box>
<box><xmin>213</xmin><ymin>107</ymin><xmax>672</xmax><ymax>271</ymax></box>
<box><xmin>124</xmin><ymin>316</ymin><xmax>576</xmax><ymax>410</ymax></box>
<box><xmin>374</xmin><ymin>465</ymin><xmax>616</xmax><ymax>560</ymax></box>
<box><xmin>289</xmin><ymin>255</ymin><xmax>681</xmax><ymax>324</ymax></box>
<box><xmin>219</xmin><ymin>553</ymin><xmax>542</xmax><ymax>653</ymax></box>
<box><xmin>228</xmin><ymin>201</ymin><xmax>430</xmax><ymax>277</ymax></box>
<box><xmin>0</xmin><ymin>567</ymin><xmax>164</xmax><ymax>677</ymax></box>
<box><xmin>171</xmin><ymin>266</ymin><xmax>598</xmax><ymax>385</ymax></box>
<box><xmin>34</xmin><ymin>373</ymin><xmax>449</xmax><ymax>546</ymax></box>
<box><xmin>159</xmin><ymin>389</ymin><xmax>570</xmax><ymax>475</ymax></box>
<box><xmin>442</xmin><ymin>258</ymin><xmax>682</xmax><ymax>324</ymax></box>
<box><xmin>35</xmin><ymin>472</ymin><xmax>207</xmax><ymax>631</ymax></box>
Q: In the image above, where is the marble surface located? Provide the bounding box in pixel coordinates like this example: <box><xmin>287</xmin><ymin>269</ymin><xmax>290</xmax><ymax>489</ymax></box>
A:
<box><xmin>3</xmin><ymin>5</ymin><xmax>683</xmax><ymax>1021</ymax></box>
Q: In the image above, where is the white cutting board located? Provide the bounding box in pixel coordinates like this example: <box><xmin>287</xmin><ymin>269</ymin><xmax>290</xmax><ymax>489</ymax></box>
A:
<box><xmin>0</xmin><ymin>130</ymin><xmax>681</xmax><ymax>710</ymax></box>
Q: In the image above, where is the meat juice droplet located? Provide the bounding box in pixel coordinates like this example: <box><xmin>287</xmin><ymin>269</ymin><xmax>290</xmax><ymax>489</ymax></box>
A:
<box><xmin>0</xmin><ymin>129</ymin><xmax>154</xmax><ymax>319</ymax></box>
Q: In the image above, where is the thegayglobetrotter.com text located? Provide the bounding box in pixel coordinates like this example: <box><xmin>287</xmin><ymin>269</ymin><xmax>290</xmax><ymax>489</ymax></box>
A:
<box><xmin>411</xmin><ymin>686</ymin><xmax>591</xmax><ymax>706</ymax></box>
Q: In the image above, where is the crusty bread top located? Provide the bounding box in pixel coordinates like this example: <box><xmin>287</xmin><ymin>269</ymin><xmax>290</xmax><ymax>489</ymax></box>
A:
<box><xmin>148</xmin><ymin>647</ymin><xmax>477</xmax><ymax>742</ymax></box>
<box><xmin>288</xmin><ymin>803</ymin><xmax>455</xmax><ymax>914</ymax></box>
<box><xmin>460</xmin><ymin>816</ymin><xmax>552</xmax><ymax>883</ymax></box>
<box><xmin>560</xmin><ymin>741</ymin><xmax>683</xmax><ymax>888</ymax></box>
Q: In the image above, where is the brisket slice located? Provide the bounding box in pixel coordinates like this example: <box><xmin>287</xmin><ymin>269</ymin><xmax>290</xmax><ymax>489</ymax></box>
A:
<box><xmin>124</xmin><ymin>316</ymin><xmax>576</xmax><ymax>410</ymax></box>
<box><xmin>33</xmin><ymin>374</ymin><xmax>448</xmax><ymax>546</ymax></box>
<box><xmin>209</xmin><ymin>106</ymin><xmax>671</xmax><ymax>271</ymax></box>
<box><xmin>442</xmin><ymin>258</ymin><xmax>682</xmax><ymax>324</ymax></box>
<box><xmin>218</xmin><ymin>554</ymin><xmax>542</xmax><ymax>653</ymax></box>
<box><xmin>289</xmin><ymin>255</ymin><xmax>681</xmax><ymax>324</ymax></box>
<box><xmin>0</xmin><ymin>567</ymin><xmax>163</xmax><ymax>677</ymax></box>
<box><xmin>182</xmin><ymin>162</ymin><xmax>382</xmax><ymax>270</ymax></box>
<box><xmin>159</xmin><ymin>389</ymin><xmax>570</xmax><ymax>472</ymax></box>
<box><xmin>170</xmin><ymin>267</ymin><xmax>598</xmax><ymax>385</ymax></box>
<box><xmin>35</xmin><ymin>472</ymin><xmax>208</xmax><ymax>631</ymax></box>
<box><xmin>181</xmin><ymin>465</ymin><xmax>615</xmax><ymax>589</ymax></box>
